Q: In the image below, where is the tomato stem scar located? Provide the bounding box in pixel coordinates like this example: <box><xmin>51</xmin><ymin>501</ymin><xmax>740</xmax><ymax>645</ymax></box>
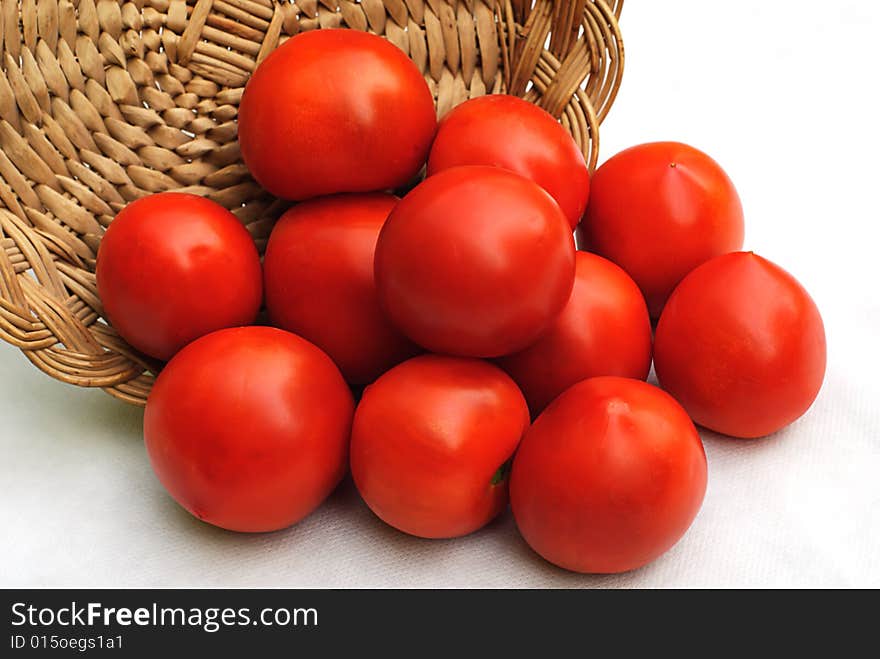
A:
<box><xmin>491</xmin><ymin>458</ymin><xmax>513</xmax><ymax>486</ymax></box>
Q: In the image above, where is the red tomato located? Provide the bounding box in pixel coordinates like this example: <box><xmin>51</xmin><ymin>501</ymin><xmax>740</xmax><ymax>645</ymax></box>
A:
<box><xmin>144</xmin><ymin>327</ymin><xmax>354</xmax><ymax>532</ymax></box>
<box><xmin>96</xmin><ymin>192</ymin><xmax>262</xmax><ymax>361</ymax></box>
<box><xmin>264</xmin><ymin>194</ymin><xmax>420</xmax><ymax>385</ymax></box>
<box><xmin>350</xmin><ymin>355</ymin><xmax>530</xmax><ymax>538</ymax></box>
<box><xmin>427</xmin><ymin>94</ymin><xmax>590</xmax><ymax>229</ymax></box>
<box><xmin>581</xmin><ymin>141</ymin><xmax>744</xmax><ymax>317</ymax></box>
<box><xmin>238</xmin><ymin>29</ymin><xmax>437</xmax><ymax>200</ymax></box>
<box><xmin>654</xmin><ymin>252</ymin><xmax>826</xmax><ymax>438</ymax></box>
<box><xmin>511</xmin><ymin>377</ymin><xmax>707</xmax><ymax>573</ymax></box>
<box><xmin>374</xmin><ymin>166</ymin><xmax>576</xmax><ymax>357</ymax></box>
<box><xmin>497</xmin><ymin>251</ymin><xmax>652</xmax><ymax>415</ymax></box>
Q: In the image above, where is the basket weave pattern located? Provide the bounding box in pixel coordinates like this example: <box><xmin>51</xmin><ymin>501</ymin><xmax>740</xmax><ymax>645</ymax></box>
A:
<box><xmin>0</xmin><ymin>0</ymin><xmax>623</xmax><ymax>405</ymax></box>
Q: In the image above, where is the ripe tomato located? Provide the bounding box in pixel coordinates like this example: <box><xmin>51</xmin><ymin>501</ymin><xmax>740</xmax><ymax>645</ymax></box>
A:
<box><xmin>350</xmin><ymin>355</ymin><xmax>530</xmax><ymax>538</ymax></box>
<box><xmin>511</xmin><ymin>377</ymin><xmax>707</xmax><ymax>574</ymax></box>
<box><xmin>581</xmin><ymin>141</ymin><xmax>744</xmax><ymax>317</ymax></box>
<box><xmin>426</xmin><ymin>94</ymin><xmax>590</xmax><ymax>229</ymax></box>
<box><xmin>654</xmin><ymin>252</ymin><xmax>826</xmax><ymax>438</ymax></box>
<box><xmin>264</xmin><ymin>194</ymin><xmax>420</xmax><ymax>385</ymax></box>
<box><xmin>144</xmin><ymin>327</ymin><xmax>354</xmax><ymax>532</ymax></box>
<box><xmin>374</xmin><ymin>166</ymin><xmax>576</xmax><ymax>357</ymax></box>
<box><xmin>497</xmin><ymin>251</ymin><xmax>652</xmax><ymax>415</ymax></box>
<box><xmin>96</xmin><ymin>192</ymin><xmax>262</xmax><ymax>361</ymax></box>
<box><xmin>238</xmin><ymin>29</ymin><xmax>437</xmax><ymax>200</ymax></box>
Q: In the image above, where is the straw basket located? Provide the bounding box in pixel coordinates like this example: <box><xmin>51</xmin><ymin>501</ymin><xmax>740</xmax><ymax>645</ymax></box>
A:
<box><xmin>0</xmin><ymin>0</ymin><xmax>624</xmax><ymax>405</ymax></box>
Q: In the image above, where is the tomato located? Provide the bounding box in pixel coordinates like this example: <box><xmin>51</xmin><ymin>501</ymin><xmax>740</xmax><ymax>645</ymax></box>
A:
<box><xmin>510</xmin><ymin>377</ymin><xmax>707</xmax><ymax>573</ymax></box>
<box><xmin>144</xmin><ymin>327</ymin><xmax>354</xmax><ymax>532</ymax></box>
<box><xmin>426</xmin><ymin>94</ymin><xmax>590</xmax><ymax>229</ymax></box>
<box><xmin>263</xmin><ymin>194</ymin><xmax>420</xmax><ymax>385</ymax></box>
<box><xmin>654</xmin><ymin>252</ymin><xmax>826</xmax><ymax>438</ymax></box>
<box><xmin>497</xmin><ymin>251</ymin><xmax>652</xmax><ymax>415</ymax></box>
<box><xmin>96</xmin><ymin>192</ymin><xmax>262</xmax><ymax>361</ymax></box>
<box><xmin>238</xmin><ymin>29</ymin><xmax>437</xmax><ymax>200</ymax></box>
<box><xmin>581</xmin><ymin>141</ymin><xmax>744</xmax><ymax>317</ymax></box>
<box><xmin>374</xmin><ymin>166</ymin><xmax>576</xmax><ymax>357</ymax></box>
<box><xmin>350</xmin><ymin>355</ymin><xmax>530</xmax><ymax>538</ymax></box>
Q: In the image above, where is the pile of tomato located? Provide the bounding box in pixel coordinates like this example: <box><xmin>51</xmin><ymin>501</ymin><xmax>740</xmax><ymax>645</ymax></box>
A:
<box><xmin>95</xmin><ymin>30</ymin><xmax>826</xmax><ymax>574</ymax></box>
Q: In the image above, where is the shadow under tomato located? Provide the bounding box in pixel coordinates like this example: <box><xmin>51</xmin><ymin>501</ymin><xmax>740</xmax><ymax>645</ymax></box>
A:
<box><xmin>698</xmin><ymin>420</ymin><xmax>800</xmax><ymax>459</ymax></box>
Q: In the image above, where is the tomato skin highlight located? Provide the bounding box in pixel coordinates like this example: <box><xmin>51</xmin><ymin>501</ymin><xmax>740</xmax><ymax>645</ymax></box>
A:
<box><xmin>581</xmin><ymin>141</ymin><xmax>744</xmax><ymax>317</ymax></box>
<box><xmin>144</xmin><ymin>326</ymin><xmax>354</xmax><ymax>533</ymax></box>
<box><xmin>374</xmin><ymin>166</ymin><xmax>576</xmax><ymax>358</ymax></box>
<box><xmin>350</xmin><ymin>355</ymin><xmax>530</xmax><ymax>539</ymax></box>
<box><xmin>96</xmin><ymin>192</ymin><xmax>262</xmax><ymax>362</ymax></box>
<box><xmin>654</xmin><ymin>251</ymin><xmax>826</xmax><ymax>439</ymax></box>
<box><xmin>497</xmin><ymin>251</ymin><xmax>652</xmax><ymax>415</ymax></box>
<box><xmin>427</xmin><ymin>94</ymin><xmax>590</xmax><ymax>229</ymax></box>
<box><xmin>264</xmin><ymin>193</ymin><xmax>420</xmax><ymax>385</ymax></box>
<box><xmin>238</xmin><ymin>29</ymin><xmax>437</xmax><ymax>201</ymax></box>
<box><xmin>510</xmin><ymin>376</ymin><xmax>707</xmax><ymax>574</ymax></box>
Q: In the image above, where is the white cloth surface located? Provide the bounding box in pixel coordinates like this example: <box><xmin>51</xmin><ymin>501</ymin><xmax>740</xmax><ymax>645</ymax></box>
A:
<box><xmin>1</xmin><ymin>1</ymin><xmax>879</xmax><ymax>588</ymax></box>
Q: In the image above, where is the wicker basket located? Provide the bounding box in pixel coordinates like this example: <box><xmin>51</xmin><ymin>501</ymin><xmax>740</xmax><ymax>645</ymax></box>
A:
<box><xmin>0</xmin><ymin>0</ymin><xmax>624</xmax><ymax>406</ymax></box>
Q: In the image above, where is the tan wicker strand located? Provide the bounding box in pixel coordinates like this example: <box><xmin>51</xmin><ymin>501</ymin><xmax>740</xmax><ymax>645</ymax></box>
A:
<box><xmin>0</xmin><ymin>0</ymin><xmax>625</xmax><ymax>406</ymax></box>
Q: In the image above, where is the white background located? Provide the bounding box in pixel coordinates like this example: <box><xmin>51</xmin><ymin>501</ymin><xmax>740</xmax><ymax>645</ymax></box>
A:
<box><xmin>2</xmin><ymin>0</ymin><xmax>878</xmax><ymax>588</ymax></box>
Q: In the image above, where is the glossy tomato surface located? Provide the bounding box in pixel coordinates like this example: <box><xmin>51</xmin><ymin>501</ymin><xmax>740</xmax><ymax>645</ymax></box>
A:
<box><xmin>427</xmin><ymin>95</ymin><xmax>590</xmax><ymax>229</ymax></box>
<box><xmin>374</xmin><ymin>166</ymin><xmax>576</xmax><ymax>357</ymax></box>
<box><xmin>511</xmin><ymin>377</ymin><xmax>707</xmax><ymax>574</ymax></box>
<box><xmin>238</xmin><ymin>29</ymin><xmax>437</xmax><ymax>200</ymax></box>
<box><xmin>497</xmin><ymin>251</ymin><xmax>652</xmax><ymax>415</ymax></box>
<box><xmin>264</xmin><ymin>193</ymin><xmax>420</xmax><ymax>385</ymax></box>
<box><xmin>350</xmin><ymin>355</ymin><xmax>530</xmax><ymax>538</ymax></box>
<box><xmin>96</xmin><ymin>192</ymin><xmax>262</xmax><ymax>361</ymax></box>
<box><xmin>654</xmin><ymin>252</ymin><xmax>826</xmax><ymax>438</ymax></box>
<box><xmin>144</xmin><ymin>327</ymin><xmax>354</xmax><ymax>532</ymax></box>
<box><xmin>581</xmin><ymin>141</ymin><xmax>744</xmax><ymax>317</ymax></box>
